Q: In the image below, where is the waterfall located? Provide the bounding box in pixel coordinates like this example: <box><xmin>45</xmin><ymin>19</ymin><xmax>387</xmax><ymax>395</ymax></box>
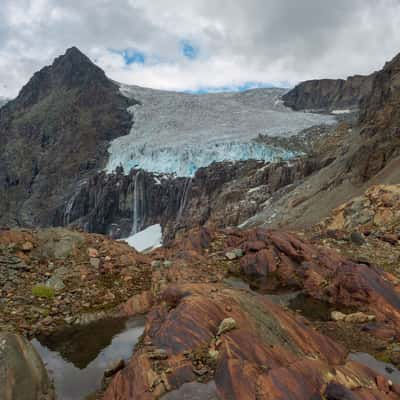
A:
<box><xmin>131</xmin><ymin>170</ymin><xmax>145</xmax><ymax>234</ymax></box>
<box><xmin>63</xmin><ymin>194</ymin><xmax>76</xmax><ymax>226</ymax></box>
<box><xmin>177</xmin><ymin>178</ymin><xmax>192</xmax><ymax>221</ymax></box>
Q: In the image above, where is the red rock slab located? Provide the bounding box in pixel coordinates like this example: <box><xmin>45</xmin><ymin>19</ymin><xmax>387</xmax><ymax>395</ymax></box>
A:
<box><xmin>230</xmin><ymin>228</ymin><xmax>400</xmax><ymax>337</ymax></box>
<box><xmin>103</xmin><ymin>283</ymin><xmax>395</xmax><ymax>400</ymax></box>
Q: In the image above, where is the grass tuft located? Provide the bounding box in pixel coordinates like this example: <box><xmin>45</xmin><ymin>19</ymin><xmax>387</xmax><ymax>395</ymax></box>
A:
<box><xmin>32</xmin><ymin>285</ymin><xmax>55</xmax><ymax>298</ymax></box>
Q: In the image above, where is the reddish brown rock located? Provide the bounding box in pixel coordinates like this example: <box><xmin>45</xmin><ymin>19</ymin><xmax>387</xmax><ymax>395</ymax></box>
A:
<box><xmin>220</xmin><ymin>228</ymin><xmax>400</xmax><ymax>338</ymax></box>
<box><xmin>103</xmin><ymin>283</ymin><xmax>396</xmax><ymax>400</ymax></box>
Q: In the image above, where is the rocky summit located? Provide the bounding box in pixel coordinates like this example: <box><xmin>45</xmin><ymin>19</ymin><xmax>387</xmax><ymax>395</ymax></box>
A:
<box><xmin>1</xmin><ymin>45</ymin><xmax>400</xmax><ymax>400</ymax></box>
<box><xmin>0</xmin><ymin>47</ymin><xmax>135</xmax><ymax>228</ymax></box>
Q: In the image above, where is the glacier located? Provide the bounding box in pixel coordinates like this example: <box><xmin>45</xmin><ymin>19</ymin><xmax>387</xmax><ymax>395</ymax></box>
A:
<box><xmin>106</xmin><ymin>85</ymin><xmax>336</xmax><ymax>177</ymax></box>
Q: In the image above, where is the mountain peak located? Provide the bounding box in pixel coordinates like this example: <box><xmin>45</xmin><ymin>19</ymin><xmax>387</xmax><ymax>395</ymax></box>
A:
<box><xmin>9</xmin><ymin>47</ymin><xmax>112</xmax><ymax>109</ymax></box>
<box><xmin>54</xmin><ymin>46</ymin><xmax>93</xmax><ymax>67</ymax></box>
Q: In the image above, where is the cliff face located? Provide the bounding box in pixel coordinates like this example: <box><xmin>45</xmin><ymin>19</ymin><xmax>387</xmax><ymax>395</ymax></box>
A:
<box><xmin>282</xmin><ymin>74</ymin><xmax>375</xmax><ymax>112</ymax></box>
<box><xmin>61</xmin><ymin>157</ymin><xmax>320</xmax><ymax>241</ymax></box>
<box><xmin>0</xmin><ymin>47</ymin><xmax>135</xmax><ymax>227</ymax></box>
<box><xmin>359</xmin><ymin>53</ymin><xmax>400</xmax><ymax>136</ymax></box>
<box><xmin>346</xmin><ymin>53</ymin><xmax>400</xmax><ymax>182</ymax></box>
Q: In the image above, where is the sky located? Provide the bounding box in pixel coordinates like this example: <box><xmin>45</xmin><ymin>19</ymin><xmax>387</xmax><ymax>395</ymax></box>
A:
<box><xmin>1</xmin><ymin>0</ymin><xmax>400</xmax><ymax>98</ymax></box>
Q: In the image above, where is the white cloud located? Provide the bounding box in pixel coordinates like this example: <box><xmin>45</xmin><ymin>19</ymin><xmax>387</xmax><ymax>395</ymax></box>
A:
<box><xmin>1</xmin><ymin>0</ymin><xmax>400</xmax><ymax>97</ymax></box>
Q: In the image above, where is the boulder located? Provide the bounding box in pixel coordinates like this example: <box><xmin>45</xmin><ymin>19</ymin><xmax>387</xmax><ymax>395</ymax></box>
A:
<box><xmin>216</xmin><ymin>317</ymin><xmax>237</xmax><ymax>336</ymax></box>
<box><xmin>0</xmin><ymin>332</ymin><xmax>54</xmax><ymax>400</ymax></box>
<box><xmin>45</xmin><ymin>275</ymin><xmax>65</xmax><ymax>292</ymax></box>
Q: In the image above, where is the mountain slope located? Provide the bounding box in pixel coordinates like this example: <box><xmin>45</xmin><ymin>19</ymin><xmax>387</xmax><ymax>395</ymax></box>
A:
<box><xmin>0</xmin><ymin>47</ymin><xmax>135</xmax><ymax>227</ymax></box>
<box><xmin>244</xmin><ymin>51</ymin><xmax>400</xmax><ymax>230</ymax></box>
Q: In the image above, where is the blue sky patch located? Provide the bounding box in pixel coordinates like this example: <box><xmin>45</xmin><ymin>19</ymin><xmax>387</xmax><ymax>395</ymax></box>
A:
<box><xmin>185</xmin><ymin>81</ymin><xmax>292</xmax><ymax>94</ymax></box>
<box><xmin>110</xmin><ymin>48</ymin><xmax>146</xmax><ymax>65</ymax></box>
<box><xmin>181</xmin><ymin>41</ymin><xmax>198</xmax><ymax>59</ymax></box>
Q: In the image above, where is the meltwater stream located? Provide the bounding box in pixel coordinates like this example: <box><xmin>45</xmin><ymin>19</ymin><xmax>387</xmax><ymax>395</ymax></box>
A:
<box><xmin>31</xmin><ymin>316</ymin><xmax>145</xmax><ymax>400</ymax></box>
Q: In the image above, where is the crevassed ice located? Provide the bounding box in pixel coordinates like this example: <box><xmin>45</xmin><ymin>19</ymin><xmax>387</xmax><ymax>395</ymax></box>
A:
<box><xmin>106</xmin><ymin>84</ymin><xmax>336</xmax><ymax>177</ymax></box>
<box><xmin>107</xmin><ymin>141</ymin><xmax>296</xmax><ymax>177</ymax></box>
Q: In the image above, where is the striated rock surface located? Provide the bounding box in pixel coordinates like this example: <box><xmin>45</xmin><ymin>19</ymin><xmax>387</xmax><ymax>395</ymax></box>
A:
<box><xmin>282</xmin><ymin>74</ymin><xmax>375</xmax><ymax>112</ymax></box>
<box><xmin>103</xmin><ymin>283</ymin><xmax>397</xmax><ymax>400</ymax></box>
<box><xmin>227</xmin><ymin>228</ymin><xmax>400</xmax><ymax>337</ymax></box>
<box><xmin>0</xmin><ymin>332</ymin><xmax>54</xmax><ymax>400</ymax></box>
<box><xmin>0</xmin><ymin>47</ymin><xmax>135</xmax><ymax>228</ymax></box>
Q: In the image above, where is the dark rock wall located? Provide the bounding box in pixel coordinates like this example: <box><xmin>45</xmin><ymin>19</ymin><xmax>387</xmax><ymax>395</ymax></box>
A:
<box><xmin>282</xmin><ymin>74</ymin><xmax>375</xmax><ymax>112</ymax></box>
<box><xmin>61</xmin><ymin>158</ymin><xmax>320</xmax><ymax>241</ymax></box>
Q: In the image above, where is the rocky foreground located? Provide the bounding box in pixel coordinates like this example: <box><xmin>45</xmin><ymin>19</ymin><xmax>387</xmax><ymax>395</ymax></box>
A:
<box><xmin>2</xmin><ymin>186</ymin><xmax>400</xmax><ymax>399</ymax></box>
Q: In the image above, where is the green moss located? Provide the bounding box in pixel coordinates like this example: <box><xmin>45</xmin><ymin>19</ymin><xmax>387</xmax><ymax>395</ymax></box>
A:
<box><xmin>32</xmin><ymin>285</ymin><xmax>55</xmax><ymax>298</ymax></box>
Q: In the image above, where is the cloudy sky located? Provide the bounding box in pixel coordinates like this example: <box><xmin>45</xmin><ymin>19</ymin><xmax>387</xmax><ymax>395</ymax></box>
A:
<box><xmin>1</xmin><ymin>0</ymin><xmax>400</xmax><ymax>98</ymax></box>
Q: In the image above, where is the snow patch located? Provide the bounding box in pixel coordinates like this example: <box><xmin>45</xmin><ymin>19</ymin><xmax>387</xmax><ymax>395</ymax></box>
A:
<box><xmin>331</xmin><ymin>109</ymin><xmax>351</xmax><ymax>115</ymax></box>
<box><xmin>247</xmin><ymin>186</ymin><xmax>262</xmax><ymax>194</ymax></box>
<box><xmin>122</xmin><ymin>224</ymin><xmax>162</xmax><ymax>252</ymax></box>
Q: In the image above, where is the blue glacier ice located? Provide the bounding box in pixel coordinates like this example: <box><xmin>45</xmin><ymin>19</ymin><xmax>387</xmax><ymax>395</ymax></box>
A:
<box><xmin>108</xmin><ymin>141</ymin><xmax>296</xmax><ymax>177</ymax></box>
<box><xmin>106</xmin><ymin>84</ymin><xmax>336</xmax><ymax>177</ymax></box>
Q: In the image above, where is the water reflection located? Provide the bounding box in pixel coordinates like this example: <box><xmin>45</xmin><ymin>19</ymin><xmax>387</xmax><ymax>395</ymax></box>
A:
<box><xmin>31</xmin><ymin>317</ymin><xmax>145</xmax><ymax>400</ymax></box>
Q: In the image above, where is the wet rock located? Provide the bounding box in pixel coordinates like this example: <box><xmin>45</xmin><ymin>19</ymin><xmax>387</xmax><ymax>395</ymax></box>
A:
<box><xmin>324</xmin><ymin>382</ymin><xmax>358</xmax><ymax>400</ymax></box>
<box><xmin>0</xmin><ymin>332</ymin><xmax>54</xmax><ymax>400</ymax></box>
<box><xmin>161</xmin><ymin>381</ymin><xmax>220</xmax><ymax>400</ymax></box>
<box><xmin>104</xmin><ymin>359</ymin><xmax>125</xmax><ymax>378</ymax></box>
<box><xmin>216</xmin><ymin>317</ymin><xmax>237</xmax><ymax>336</ymax></box>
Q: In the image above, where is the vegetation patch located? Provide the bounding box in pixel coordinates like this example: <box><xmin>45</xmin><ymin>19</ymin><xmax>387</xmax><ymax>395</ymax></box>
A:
<box><xmin>32</xmin><ymin>285</ymin><xmax>55</xmax><ymax>298</ymax></box>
